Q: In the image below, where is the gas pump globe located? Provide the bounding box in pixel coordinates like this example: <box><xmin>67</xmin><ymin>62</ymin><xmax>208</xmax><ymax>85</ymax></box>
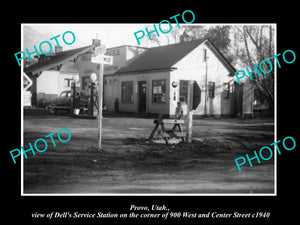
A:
<box><xmin>90</xmin><ymin>73</ymin><xmax>97</xmax><ymax>82</ymax></box>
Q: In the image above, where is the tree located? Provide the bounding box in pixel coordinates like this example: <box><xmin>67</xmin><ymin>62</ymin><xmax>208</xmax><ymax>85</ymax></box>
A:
<box><xmin>232</xmin><ymin>25</ymin><xmax>275</xmax><ymax>112</ymax></box>
<box><xmin>180</xmin><ymin>26</ymin><xmax>233</xmax><ymax>61</ymax></box>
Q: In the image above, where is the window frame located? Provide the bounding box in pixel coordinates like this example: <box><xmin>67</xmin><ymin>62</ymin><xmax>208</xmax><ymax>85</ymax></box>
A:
<box><xmin>121</xmin><ymin>81</ymin><xmax>134</xmax><ymax>103</ymax></box>
<box><xmin>208</xmin><ymin>81</ymin><xmax>215</xmax><ymax>98</ymax></box>
<box><xmin>179</xmin><ymin>80</ymin><xmax>189</xmax><ymax>103</ymax></box>
<box><xmin>152</xmin><ymin>79</ymin><xmax>167</xmax><ymax>104</ymax></box>
<box><xmin>223</xmin><ymin>82</ymin><xmax>230</xmax><ymax>98</ymax></box>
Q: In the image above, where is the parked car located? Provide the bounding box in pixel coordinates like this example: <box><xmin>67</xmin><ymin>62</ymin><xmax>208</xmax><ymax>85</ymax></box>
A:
<box><xmin>47</xmin><ymin>90</ymin><xmax>89</xmax><ymax>114</ymax></box>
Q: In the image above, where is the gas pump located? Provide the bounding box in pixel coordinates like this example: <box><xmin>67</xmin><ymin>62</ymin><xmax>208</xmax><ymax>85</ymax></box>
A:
<box><xmin>88</xmin><ymin>81</ymin><xmax>98</xmax><ymax>116</ymax></box>
<box><xmin>71</xmin><ymin>82</ymin><xmax>81</xmax><ymax>115</ymax></box>
<box><xmin>70</xmin><ymin>74</ymin><xmax>99</xmax><ymax>117</ymax></box>
<box><xmin>88</xmin><ymin>73</ymin><xmax>99</xmax><ymax>116</ymax></box>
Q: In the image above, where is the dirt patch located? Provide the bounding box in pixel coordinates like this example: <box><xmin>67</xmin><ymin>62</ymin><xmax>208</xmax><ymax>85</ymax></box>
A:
<box><xmin>23</xmin><ymin>115</ymin><xmax>274</xmax><ymax>194</ymax></box>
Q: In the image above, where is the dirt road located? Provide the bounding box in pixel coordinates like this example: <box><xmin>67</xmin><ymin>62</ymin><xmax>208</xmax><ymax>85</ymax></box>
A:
<box><xmin>23</xmin><ymin>113</ymin><xmax>274</xmax><ymax>194</ymax></box>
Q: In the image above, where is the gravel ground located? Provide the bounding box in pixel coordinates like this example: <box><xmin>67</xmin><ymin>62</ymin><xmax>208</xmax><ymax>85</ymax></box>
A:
<box><xmin>23</xmin><ymin>112</ymin><xmax>275</xmax><ymax>194</ymax></box>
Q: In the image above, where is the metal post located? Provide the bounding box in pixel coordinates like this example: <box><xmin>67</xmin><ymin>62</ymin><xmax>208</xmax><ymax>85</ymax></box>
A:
<box><xmin>204</xmin><ymin>49</ymin><xmax>208</xmax><ymax>116</ymax></box>
<box><xmin>97</xmin><ymin>64</ymin><xmax>104</xmax><ymax>150</ymax></box>
<box><xmin>72</xmin><ymin>82</ymin><xmax>76</xmax><ymax>113</ymax></box>
<box><xmin>186</xmin><ymin>80</ymin><xmax>194</xmax><ymax>143</ymax></box>
<box><xmin>91</xmin><ymin>45</ymin><xmax>112</xmax><ymax>150</ymax></box>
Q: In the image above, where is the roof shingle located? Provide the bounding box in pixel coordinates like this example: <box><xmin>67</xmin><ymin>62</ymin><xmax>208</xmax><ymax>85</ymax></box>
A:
<box><xmin>24</xmin><ymin>45</ymin><xmax>94</xmax><ymax>75</ymax></box>
<box><xmin>116</xmin><ymin>39</ymin><xmax>205</xmax><ymax>74</ymax></box>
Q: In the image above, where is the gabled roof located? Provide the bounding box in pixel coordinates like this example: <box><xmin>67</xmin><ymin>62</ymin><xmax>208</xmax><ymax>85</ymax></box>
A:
<box><xmin>116</xmin><ymin>39</ymin><xmax>236</xmax><ymax>75</ymax></box>
<box><xmin>24</xmin><ymin>45</ymin><xmax>94</xmax><ymax>75</ymax></box>
<box><xmin>116</xmin><ymin>39</ymin><xmax>205</xmax><ymax>74</ymax></box>
<box><xmin>204</xmin><ymin>40</ymin><xmax>236</xmax><ymax>74</ymax></box>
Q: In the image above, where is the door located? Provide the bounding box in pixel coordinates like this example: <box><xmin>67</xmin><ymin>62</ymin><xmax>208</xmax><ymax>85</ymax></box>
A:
<box><xmin>138</xmin><ymin>81</ymin><xmax>147</xmax><ymax>114</ymax></box>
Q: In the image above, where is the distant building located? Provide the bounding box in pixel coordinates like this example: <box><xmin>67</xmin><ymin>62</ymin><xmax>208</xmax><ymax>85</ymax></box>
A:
<box><xmin>77</xmin><ymin>45</ymin><xmax>149</xmax><ymax>95</ymax></box>
<box><xmin>25</xmin><ymin>40</ymin><xmax>149</xmax><ymax>107</ymax></box>
<box><xmin>25</xmin><ymin>46</ymin><xmax>77</xmax><ymax>104</ymax></box>
<box><xmin>36</xmin><ymin>61</ymin><xmax>78</xmax><ymax>101</ymax></box>
<box><xmin>24</xmin><ymin>44</ymin><xmax>95</xmax><ymax>107</ymax></box>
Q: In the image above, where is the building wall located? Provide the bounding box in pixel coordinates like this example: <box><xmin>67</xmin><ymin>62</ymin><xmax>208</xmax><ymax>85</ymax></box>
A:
<box><xmin>170</xmin><ymin>42</ymin><xmax>235</xmax><ymax>116</ymax></box>
<box><xmin>101</xmin><ymin>42</ymin><xmax>241</xmax><ymax>117</ymax></box>
<box><xmin>36</xmin><ymin>70</ymin><xmax>74</xmax><ymax>105</ymax></box>
<box><xmin>103</xmin><ymin>74</ymin><xmax>119</xmax><ymax>112</ymax></box>
<box><xmin>104</xmin><ymin>71</ymin><xmax>170</xmax><ymax>115</ymax></box>
<box><xmin>37</xmin><ymin>71</ymin><xmax>60</xmax><ymax>95</ymax></box>
<box><xmin>104</xmin><ymin>73</ymin><xmax>139</xmax><ymax>113</ymax></box>
<box><xmin>104</xmin><ymin>42</ymin><xmax>235</xmax><ymax>117</ymax></box>
<box><xmin>106</xmin><ymin>46</ymin><xmax>127</xmax><ymax>69</ymax></box>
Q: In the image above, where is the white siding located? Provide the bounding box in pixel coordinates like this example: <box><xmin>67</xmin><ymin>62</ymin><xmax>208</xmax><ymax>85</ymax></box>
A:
<box><xmin>37</xmin><ymin>71</ymin><xmax>59</xmax><ymax>95</ymax></box>
<box><xmin>171</xmin><ymin>42</ymin><xmax>234</xmax><ymax>116</ymax></box>
<box><xmin>103</xmin><ymin>42</ymin><xmax>236</xmax><ymax>117</ymax></box>
<box><xmin>103</xmin><ymin>74</ymin><xmax>118</xmax><ymax>112</ymax></box>
<box><xmin>104</xmin><ymin>71</ymin><xmax>170</xmax><ymax>115</ymax></box>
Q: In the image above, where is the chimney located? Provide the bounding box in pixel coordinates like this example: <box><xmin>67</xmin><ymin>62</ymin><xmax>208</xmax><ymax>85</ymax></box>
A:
<box><xmin>92</xmin><ymin>39</ymin><xmax>101</xmax><ymax>47</ymax></box>
<box><xmin>55</xmin><ymin>45</ymin><xmax>63</xmax><ymax>54</ymax></box>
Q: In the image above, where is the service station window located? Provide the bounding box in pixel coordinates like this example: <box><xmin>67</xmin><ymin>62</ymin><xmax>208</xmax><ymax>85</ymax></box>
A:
<box><xmin>152</xmin><ymin>79</ymin><xmax>167</xmax><ymax>103</ymax></box>
<box><xmin>223</xmin><ymin>82</ymin><xmax>230</xmax><ymax>98</ymax></box>
<box><xmin>122</xmin><ymin>81</ymin><xmax>133</xmax><ymax>103</ymax></box>
<box><xmin>179</xmin><ymin>80</ymin><xmax>189</xmax><ymax>103</ymax></box>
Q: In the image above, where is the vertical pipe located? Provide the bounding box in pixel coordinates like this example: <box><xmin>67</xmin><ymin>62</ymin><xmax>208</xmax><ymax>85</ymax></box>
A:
<box><xmin>203</xmin><ymin>49</ymin><xmax>208</xmax><ymax>116</ymax></box>
<box><xmin>186</xmin><ymin>80</ymin><xmax>194</xmax><ymax>143</ymax></box>
<box><xmin>97</xmin><ymin>64</ymin><xmax>104</xmax><ymax>150</ymax></box>
<box><xmin>89</xmin><ymin>81</ymin><xmax>94</xmax><ymax>116</ymax></box>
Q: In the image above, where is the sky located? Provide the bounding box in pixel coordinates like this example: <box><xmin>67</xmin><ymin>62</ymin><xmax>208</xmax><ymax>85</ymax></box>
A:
<box><xmin>23</xmin><ymin>24</ymin><xmax>161</xmax><ymax>50</ymax></box>
<box><xmin>22</xmin><ymin>23</ymin><xmax>222</xmax><ymax>51</ymax></box>
<box><xmin>22</xmin><ymin>23</ymin><xmax>276</xmax><ymax>70</ymax></box>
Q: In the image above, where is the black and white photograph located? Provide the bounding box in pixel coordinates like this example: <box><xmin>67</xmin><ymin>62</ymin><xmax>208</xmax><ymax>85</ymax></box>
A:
<box><xmin>21</xmin><ymin>23</ymin><xmax>276</xmax><ymax>195</ymax></box>
<box><xmin>5</xmin><ymin>6</ymin><xmax>299</xmax><ymax>225</ymax></box>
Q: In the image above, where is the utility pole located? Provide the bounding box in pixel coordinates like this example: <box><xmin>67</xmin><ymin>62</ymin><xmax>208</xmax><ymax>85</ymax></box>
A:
<box><xmin>89</xmin><ymin>67</ymin><xmax>103</xmax><ymax>149</ymax></box>
<box><xmin>203</xmin><ymin>49</ymin><xmax>208</xmax><ymax>116</ymax></box>
<box><xmin>97</xmin><ymin>64</ymin><xmax>104</xmax><ymax>149</ymax></box>
<box><xmin>91</xmin><ymin>45</ymin><xmax>113</xmax><ymax>150</ymax></box>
